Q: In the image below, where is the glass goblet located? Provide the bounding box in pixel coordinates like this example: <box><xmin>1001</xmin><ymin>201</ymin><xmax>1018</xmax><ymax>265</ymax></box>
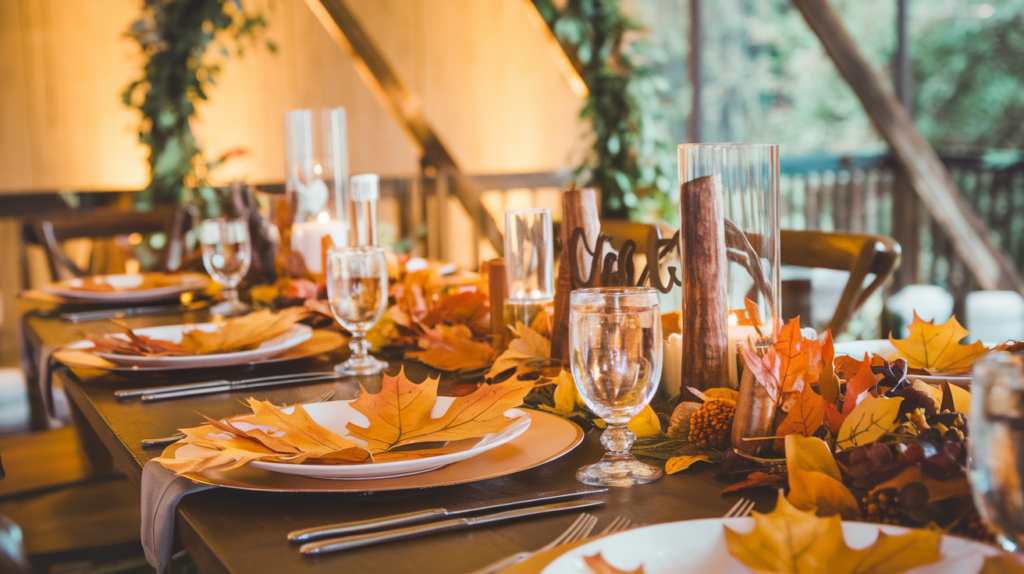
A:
<box><xmin>326</xmin><ymin>246</ymin><xmax>389</xmax><ymax>376</ymax></box>
<box><xmin>970</xmin><ymin>352</ymin><xmax>1024</xmax><ymax>552</ymax></box>
<box><xmin>199</xmin><ymin>217</ymin><xmax>252</xmax><ymax>317</ymax></box>
<box><xmin>570</xmin><ymin>287</ymin><xmax>663</xmax><ymax>487</ymax></box>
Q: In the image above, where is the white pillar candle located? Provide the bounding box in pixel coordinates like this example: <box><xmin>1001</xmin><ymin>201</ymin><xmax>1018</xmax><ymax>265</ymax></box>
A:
<box><xmin>291</xmin><ymin>213</ymin><xmax>347</xmax><ymax>274</ymax></box>
<box><xmin>727</xmin><ymin>323</ymin><xmax>761</xmax><ymax>389</ymax></box>
<box><xmin>661</xmin><ymin>333</ymin><xmax>683</xmax><ymax>398</ymax></box>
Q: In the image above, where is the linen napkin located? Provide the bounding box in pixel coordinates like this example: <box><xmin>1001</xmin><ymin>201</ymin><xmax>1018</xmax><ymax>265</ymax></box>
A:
<box><xmin>141</xmin><ymin>461</ymin><xmax>217</xmax><ymax>574</ymax></box>
<box><xmin>18</xmin><ymin>311</ymin><xmax>61</xmax><ymax>429</ymax></box>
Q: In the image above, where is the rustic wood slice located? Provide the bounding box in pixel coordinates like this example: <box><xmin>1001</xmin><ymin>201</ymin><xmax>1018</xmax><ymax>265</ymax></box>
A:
<box><xmin>680</xmin><ymin>175</ymin><xmax>729</xmax><ymax>391</ymax></box>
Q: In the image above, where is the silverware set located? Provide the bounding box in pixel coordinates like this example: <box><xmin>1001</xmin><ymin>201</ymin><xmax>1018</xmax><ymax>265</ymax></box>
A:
<box><xmin>117</xmin><ymin>371</ymin><xmax>343</xmax><ymax>402</ymax></box>
<box><xmin>59</xmin><ymin>301</ymin><xmax>211</xmax><ymax>323</ymax></box>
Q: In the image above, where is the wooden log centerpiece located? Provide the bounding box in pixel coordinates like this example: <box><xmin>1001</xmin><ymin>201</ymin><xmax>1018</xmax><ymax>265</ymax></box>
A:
<box><xmin>679</xmin><ymin>175</ymin><xmax>729</xmax><ymax>390</ymax></box>
<box><xmin>551</xmin><ymin>187</ymin><xmax>601</xmax><ymax>363</ymax></box>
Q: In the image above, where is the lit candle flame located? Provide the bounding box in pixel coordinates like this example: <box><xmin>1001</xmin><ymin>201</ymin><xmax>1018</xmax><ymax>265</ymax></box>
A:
<box><xmin>317</xmin><ymin>211</ymin><xmax>330</xmax><ymax>224</ymax></box>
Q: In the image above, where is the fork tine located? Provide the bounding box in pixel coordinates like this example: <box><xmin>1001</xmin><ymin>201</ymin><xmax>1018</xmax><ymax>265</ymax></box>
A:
<box><xmin>724</xmin><ymin>498</ymin><xmax>746</xmax><ymax>518</ymax></box>
<box><xmin>570</xmin><ymin>515</ymin><xmax>598</xmax><ymax>543</ymax></box>
<box><xmin>545</xmin><ymin>513</ymin><xmax>590</xmax><ymax>550</ymax></box>
<box><xmin>599</xmin><ymin>516</ymin><xmax>625</xmax><ymax>535</ymax></box>
<box><xmin>738</xmin><ymin>499</ymin><xmax>756</xmax><ymax>518</ymax></box>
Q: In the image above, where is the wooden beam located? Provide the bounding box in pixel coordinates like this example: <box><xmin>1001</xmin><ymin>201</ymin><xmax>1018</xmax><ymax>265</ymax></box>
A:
<box><xmin>792</xmin><ymin>0</ymin><xmax>1023</xmax><ymax>292</ymax></box>
<box><xmin>520</xmin><ymin>0</ymin><xmax>589</xmax><ymax>98</ymax></box>
<box><xmin>304</xmin><ymin>0</ymin><xmax>504</xmax><ymax>255</ymax></box>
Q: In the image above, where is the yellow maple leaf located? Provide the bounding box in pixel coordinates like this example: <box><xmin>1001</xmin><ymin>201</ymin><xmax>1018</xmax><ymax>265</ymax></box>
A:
<box><xmin>785</xmin><ymin>434</ymin><xmax>862</xmax><ymax>520</ymax></box>
<box><xmin>592</xmin><ymin>405</ymin><xmax>662</xmax><ymax>437</ymax></box>
<box><xmin>181</xmin><ymin>307</ymin><xmax>307</xmax><ymax>354</ymax></box>
<box><xmin>665</xmin><ymin>454</ymin><xmax>712</xmax><ymax>474</ymax></box>
<box><xmin>726</xmin><ymin>492</ymin><xmax>941</xmax><ymax>574</ymax></box>
<box><xmin>836</xmin><ymin>395</ymin><xmax>903</xmax><ymax>450</ymax></box>
<box><xmin>345</xmin><ymin>367</ymin><xmax>535</xmax><ymax>452</ymax></box>
<box><xmin>889</xmin><ymin>313</ymin><xmax>990</xmax><ymax>375</ymax></box>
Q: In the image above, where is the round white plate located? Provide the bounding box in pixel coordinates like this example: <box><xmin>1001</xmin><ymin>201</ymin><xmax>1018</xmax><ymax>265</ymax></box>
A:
<box><xmin>543</xmin><ymin>518</ymin><xmax>1001</xmax><ymax>574</ymax></box>
<box><xmin>85</xmin><ymin>322</ymin><xmax>312</xmax><ymax>369</ymax></box>
<box><xmin>42</xmin><ymin>273</ymin><xmax>209</xmax><ymax>302</ymax></box>
<box><xmin>176</xmin><ymin>398</ymin><xmax>532</xmax><ymax>480</ymax></box>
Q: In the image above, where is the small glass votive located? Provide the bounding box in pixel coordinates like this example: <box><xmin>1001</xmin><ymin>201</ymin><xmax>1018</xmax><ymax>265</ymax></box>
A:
<box><xmin>504</xmin><ymin>208</ymin><xmax>554</xmax><ymax>329</ymax></box>
<box><xmin>350</xmin><ymin>174</ymin><xmax>379</xmax><ymax>247</ymax></box>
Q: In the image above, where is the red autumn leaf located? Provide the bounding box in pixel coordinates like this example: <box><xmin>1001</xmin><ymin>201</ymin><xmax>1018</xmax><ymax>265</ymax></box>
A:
<box><xmin>721</xmin><ymin>471</ymin><xmax>788</xmax><ymax>495</ymax></box>
<box><xmin>825</xmin><ymin>356</ymin><xmax>878</xmax><ymax>431</ymax></box>
<box><xmin>583</xmin><ymin>553</ymin><xmax>646</xmax><ymax>574</ymax></box>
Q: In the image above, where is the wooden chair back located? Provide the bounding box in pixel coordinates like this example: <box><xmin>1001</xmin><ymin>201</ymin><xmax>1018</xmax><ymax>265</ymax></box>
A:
<box><xmin>780</xmin><ymin>229</ymin><xmax>901</xmax><ymax>336</ymax></box>
<box><xmin>22</xmin><ymin>207</ymin><xmax>184</xmax><ymax>280</ymax></box>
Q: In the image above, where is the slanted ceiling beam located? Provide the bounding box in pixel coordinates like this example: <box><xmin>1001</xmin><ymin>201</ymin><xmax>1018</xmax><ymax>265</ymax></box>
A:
<box><xmin>792</xmin><ymin>0</ymin><xmax>1024</xmax><ymax>293</ymax></box>
<box><xmin>304</xmin><ymin>0</ymin><xmax>504</xmax><ymax>255</ymax></box>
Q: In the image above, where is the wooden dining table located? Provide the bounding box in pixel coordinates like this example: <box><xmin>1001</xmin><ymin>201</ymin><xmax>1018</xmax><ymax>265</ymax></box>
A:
<box><xmin>20</xmin><ymin>305</ymin><xmax>772</xmax><ymax>574</ymax></box>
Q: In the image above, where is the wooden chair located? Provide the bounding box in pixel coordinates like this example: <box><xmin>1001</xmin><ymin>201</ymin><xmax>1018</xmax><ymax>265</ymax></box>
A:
<box><xmin>780</xmin><ymin>229</ymin><xmax>901</xmax><ymax>336</ymax></box>
<box><xmin>22</xmin><ymin>207</ymin><xmax>183</xmax><ymax>281</ymax></box>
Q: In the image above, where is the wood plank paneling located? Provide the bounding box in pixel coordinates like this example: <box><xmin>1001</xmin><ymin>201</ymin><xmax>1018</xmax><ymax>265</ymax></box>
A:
<box><xmin>0</xmin><ymin>0</ymin><xmax>584</xmax><ymax>193</ymax></box>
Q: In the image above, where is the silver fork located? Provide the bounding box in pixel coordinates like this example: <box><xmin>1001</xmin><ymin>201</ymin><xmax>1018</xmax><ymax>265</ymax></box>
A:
<box><xmin>466</xmin><ymin>512</ymin><xmax>599</xmax><ymax>574</ymax></box>
<box><xmin>598</xmin><ymin>516</ymin><xmax>634</xmax><ymax>536</ymax></box>
<box><xmin>724</xmin><ymin>498</ymin><xmax>756</xmax><ymax>518</ymax></box>
<box><xmin>140</xmin><ymin>389</ymin><xmax>337</xmax><ymax>448</ymax></box>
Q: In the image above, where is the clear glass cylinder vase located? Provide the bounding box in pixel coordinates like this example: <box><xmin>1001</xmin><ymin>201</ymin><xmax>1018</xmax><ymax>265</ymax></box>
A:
<box><xmin>679</xmin><ymin>143</ymin><xmax>780</xmax><ymax>387</ymax></box>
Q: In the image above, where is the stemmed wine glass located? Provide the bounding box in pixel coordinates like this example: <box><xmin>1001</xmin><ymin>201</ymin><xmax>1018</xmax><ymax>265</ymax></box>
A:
<box><xmin>326</xmin><ymin>246</ymin><xmax>389</xmax><ymax>375</ymax></box>
<box><xmin>570</xmin><ymin>287</ymin><xmax>663</xmax><ymax>487</ymax></box>
<box><xmin>199</xmin><ymin>217</ymin><xmax>252</xmax><ymax>317</ymax></box>
<box><xmin>970</xmin><ymin>352</ymin><xmax>1024</xmax><ymax>551</ymax></box>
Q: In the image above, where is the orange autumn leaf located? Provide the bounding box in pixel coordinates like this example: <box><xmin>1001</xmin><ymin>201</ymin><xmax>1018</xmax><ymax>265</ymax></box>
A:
<box><xmin>152</xmin><ymin>398</ymin><xmax>370</xmax><ymax>475</ymax></box>
<box><xmin>826</xmin><ymin>355</ymin><xmax>879</xmax><ymax>431</ymax></box>
<box><xmin>583</xmin><ymin>553</ymin><xmax>646</xmax><ymax>574</ymax></box>
<box><xmin>729</xmin><ymin>297</ymin><xmax>764</xmax><ymax>328</ymax></box>
<box><xmin>774</xmin><ymin>383</ymin><xmax>826</xmax><ymax>452</ymax></box>
<box><xmin>818</xmin><ymin>330</ymin><xmax>840</xmax><ymax>405</ymax></box>
<box><xmin>407</xmin><ymin>325</ymin><xmax>498</xmax><ymax>371</ymax></box>
<box><xmin>345</xmin><ymin>367</ymin><xmax>535</xmax><ymax>453</ymax></box>
<box><xmin>774</xmin><ymin>317</ymin><xmax>821</xmax><ymax>398</ymax></box>
<box><xmin>889</xmin><ymin>313</ymin><xmax>990</xmax><ymax>375</ymax></box>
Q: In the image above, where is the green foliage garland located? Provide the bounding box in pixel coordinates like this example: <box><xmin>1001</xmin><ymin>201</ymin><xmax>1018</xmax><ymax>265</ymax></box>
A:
<box><xmin>122</xmin><ymin>0</ymin><xmax>274</xmax><ymax>208</ymax></box>
<box><xmin>531</xmin><ymin>0</ymin><xmax>675</xmax><ymax>221</ymax></box>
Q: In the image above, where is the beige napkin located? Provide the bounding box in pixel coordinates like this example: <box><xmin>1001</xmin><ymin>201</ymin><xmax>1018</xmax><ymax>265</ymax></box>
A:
<box><xmin>141</xmin><ymin>461</ymin><xmax>216</xmax><ymax>574</ymax></box>
<box><xmin>18</xmin><ymin>311</ymin><xmax>63</xmax><ymax>429</ymax></box>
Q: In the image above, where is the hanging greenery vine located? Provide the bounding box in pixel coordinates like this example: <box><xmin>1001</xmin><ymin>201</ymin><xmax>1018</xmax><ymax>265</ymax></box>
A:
<box><xmin>531</xmin><ymin>0</ymin><xmax>675</xmax><ymax>221</ymax></box>
<box><xmin>122</xmin><ymin>0</ymin><xmax>274</xmax><ymax>208</ymax></box>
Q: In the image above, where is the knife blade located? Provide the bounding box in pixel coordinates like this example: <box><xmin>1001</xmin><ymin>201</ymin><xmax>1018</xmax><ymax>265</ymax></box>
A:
<box><xmin>299</xmin><ymin>498</ymin><xmax>605</xmax><ymax>555</ymax></box>
<box><xmin>116</xmin><ymin>372</ymin><xmax>343</xmax><ymax>399</ymax></box>
<box><xmin>60</xmin><ymin>301</ymin><xmax>210</xmax><ymax>323</ymax></box>
<box><xmin>139</xmin><ymin>373</ymin><xmax>343</xmax><ymax>402</ymax></box>
<box><xmin>288</xmin><ymin>487</ymin><xmax>607</xmax><ymax>543</ymax></box>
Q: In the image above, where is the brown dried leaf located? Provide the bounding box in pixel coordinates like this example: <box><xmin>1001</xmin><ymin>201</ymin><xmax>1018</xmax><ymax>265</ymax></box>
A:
<box><xmin>182</xmin><ymin>307</ymin><xmax>307</xmax><ymax>354</ymax></box>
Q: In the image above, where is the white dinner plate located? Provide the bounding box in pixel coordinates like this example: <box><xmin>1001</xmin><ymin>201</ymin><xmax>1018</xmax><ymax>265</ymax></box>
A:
<box><xmin>175</xmin><ymin>398</ymin><xmax>532</xmax><ymax>480</ymax></box>
<box><xmin>82</xmin><ymin>322</ymin><xmax>312</xmax><ymax>369</ymax></box>
<box><xmin>41</xmin><ymin>273</ymin><xmax>209</xmax><ymax>303</ymax></box>
<box><xmin>543</xmin><ymin>518</ymin><xmax>1001</xmax><ymax>574</ymax></box>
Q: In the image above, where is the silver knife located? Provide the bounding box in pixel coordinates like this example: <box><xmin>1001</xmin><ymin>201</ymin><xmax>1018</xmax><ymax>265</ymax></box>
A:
<box><xmin>299</xmin><ymin>498</ymin><xmax>605</xmax><ymax>555</ymax></box>
<box><xmin>116</xmin><ymin>372</ymin><xmax>343</xmax><ymax>399</ymax></box>
<box><xmin>139</xmin><ymin>373</ymin><xmax>343</xmax><ymax>402</ymax></box>
<box><xmin>288</xmin><ymin>487</ymin><xmax>608</xmax><ymax>542</ymax></box>
<box><xmin>61</xmin><ymin>301</ymin><xmax>210</xmax><ymax>323</ymax></box>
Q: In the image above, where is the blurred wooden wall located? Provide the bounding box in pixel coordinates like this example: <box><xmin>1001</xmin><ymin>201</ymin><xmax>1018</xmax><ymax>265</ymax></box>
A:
<box><xmin>0</xmin><ymin>0</ymin><xmax>584</xmax><ymax>193</ymax></box>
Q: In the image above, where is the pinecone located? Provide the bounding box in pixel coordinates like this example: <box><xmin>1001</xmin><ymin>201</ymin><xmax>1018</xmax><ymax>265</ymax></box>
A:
<box><xmin>688</xmin><ymin>399</ymin><xmax>735</xmax><ymax>448</ymax></box>
<box><xmin>860</xmin><ymin>489</ymin><xmax>908</xmax><ymax>526</ymax></box>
